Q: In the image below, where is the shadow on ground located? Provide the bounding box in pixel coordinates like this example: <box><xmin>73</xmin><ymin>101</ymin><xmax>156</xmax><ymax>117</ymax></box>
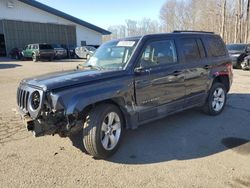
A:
<box><xmin>0</xmin><ymin>63</ymin><xmax>22</xmax><ymax>69</ymax></box>
<box><xmin>70</xmin><ymin>93</ymin><xmax>250</xmax><ymax>164</ymax></box>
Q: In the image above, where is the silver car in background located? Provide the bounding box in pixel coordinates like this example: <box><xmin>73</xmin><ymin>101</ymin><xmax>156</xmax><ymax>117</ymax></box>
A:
<box><xmin>75</xmin><ymin>46</ymin><xmax>96</xmax><ymax>59</ymax></box>
<box><xmin>51</xmin><ymin>44</ymin><xmax>67</xmax><ymax>59</ymax></box>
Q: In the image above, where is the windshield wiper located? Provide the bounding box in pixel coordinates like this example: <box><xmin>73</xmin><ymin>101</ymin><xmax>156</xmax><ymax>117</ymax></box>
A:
<box><xmin>87</xmin><ymin>65</ymin><xmax>104</xmax><ymax>70</ymax></box>
<box><xmin>77</xmin><ymin>64</ymin><xmax>104</xmax><ymax>70</ymax></box>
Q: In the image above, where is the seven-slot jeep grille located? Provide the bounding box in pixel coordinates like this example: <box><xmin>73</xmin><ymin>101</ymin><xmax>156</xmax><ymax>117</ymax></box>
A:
<box><xmin>17</xmin><ymin>88</ymin><xmax>30</xmax><ymax>112</ymax></box>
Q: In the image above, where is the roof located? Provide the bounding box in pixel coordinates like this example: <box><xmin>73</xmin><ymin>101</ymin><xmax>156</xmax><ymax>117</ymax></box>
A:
<box><xmin>18</xmin><ymin>0</ymin><xmax>111</xmax><ymax>35</ymax></box>
<box><xmin>117</xmin><ymin>31</ymin><xmax>217</xmax><ymax>41</ymax></box>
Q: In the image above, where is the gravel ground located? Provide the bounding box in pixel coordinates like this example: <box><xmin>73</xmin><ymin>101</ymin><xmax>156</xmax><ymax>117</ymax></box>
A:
<box><xmin>0</xmin><ymin>58</ymin><xmax>250</xmax><ymax>188</ymax></box>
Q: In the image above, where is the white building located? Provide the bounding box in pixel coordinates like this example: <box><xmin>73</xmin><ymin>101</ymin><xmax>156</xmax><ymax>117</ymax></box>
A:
<box><xmin>0</xmin><ymin>0</ymin><xmax>111</xmax><ymax>56</ymax></box>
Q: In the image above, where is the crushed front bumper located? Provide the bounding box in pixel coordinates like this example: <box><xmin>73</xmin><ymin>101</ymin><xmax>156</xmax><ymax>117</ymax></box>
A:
<box><xmin>20</xmin><ymin>113</ymin><xmax>59</xmax><ymax>137</ymax></box>
<box><xmin>19</xmin><ymin>110</ymin><xmax>82</xmax><ymax>137</ymax></box>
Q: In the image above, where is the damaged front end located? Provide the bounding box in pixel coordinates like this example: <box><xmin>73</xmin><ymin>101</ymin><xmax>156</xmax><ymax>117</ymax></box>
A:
<box><xmin>17</xmin><ymin>83</ymin><xmax>81</xmax><ymax>137</ymax></box>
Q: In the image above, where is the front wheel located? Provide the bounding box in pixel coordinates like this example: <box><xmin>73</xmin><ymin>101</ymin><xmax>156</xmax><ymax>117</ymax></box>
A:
<box><xmin>202</xmin><ymin>83</ymin><xmax>227</xmax><ymax>116</ymax></box>
<box><xmin>32</xmin><ymin>54</ymin><xmax>37</xmax><ymax>62</ymax></box>
<box><xmin>83</xmin><ymin>104</ymin><xmax>124</xmax><ymax>159</ymax></box>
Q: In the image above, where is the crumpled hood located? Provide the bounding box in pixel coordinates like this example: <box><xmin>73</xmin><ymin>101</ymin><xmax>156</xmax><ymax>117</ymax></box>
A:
<box><xmin>21</xmin><ymin>69</ymin><xmax>123</xmax><ymax>91</ymax></box>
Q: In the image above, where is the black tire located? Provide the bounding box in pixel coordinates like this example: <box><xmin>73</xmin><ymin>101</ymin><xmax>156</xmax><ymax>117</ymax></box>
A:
<box><xmin>83</xmin><ymin>104</ymin><xmax>124</xmax><ymax>159</ymax></box>
<box><xmin>202</xmin><ymin>83</ymin><xmax>227</xmax><ymax>116</ymax></box>
<box><xmin>32</xmin><ymin>54</ymin><xmax>37</xmax><ymax>62</ymax></box>
<box><xmin>235</xmin><ymin>61</ymin><xmax>242</xmax><ymax>69</ymax></box>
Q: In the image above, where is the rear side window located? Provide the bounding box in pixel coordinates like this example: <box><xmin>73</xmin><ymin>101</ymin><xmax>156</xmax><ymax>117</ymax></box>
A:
<box><xmin>197</xmin><ymin>39</ymin><xmax>206</xmax><ymax>58</ymax></box>
<box><xmin>180</xmin><ymin>38</ymin><xmax>200</xmax><ymax>62</ymax></box>
<box><xmin>206</xmin><ymin>36</ymin><xmax>226</xmax><ymax>57</ymax></box>
<box><xmin>139</xmin><ymin>40</ymin><xmax>177</xmax><ymax>68</ymax></box>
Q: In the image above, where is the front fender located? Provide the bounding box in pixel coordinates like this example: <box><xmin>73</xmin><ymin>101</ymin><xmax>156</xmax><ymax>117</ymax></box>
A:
<box><xmin>66</xmin><ymin>84</ymin><xmax>126</xmax><ymax>115</ymax></box>
<box><xmin>50</xmin><ymin>76</ymin><xmax>135</xmax><ymax>118</ymax></box>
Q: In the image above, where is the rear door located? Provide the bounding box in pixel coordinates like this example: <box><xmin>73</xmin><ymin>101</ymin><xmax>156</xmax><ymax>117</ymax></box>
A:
<box><xmin>134</xmin><ymin>38</ymin><xmax>185</xmax><ymax>121</ymax></box>
<box><xmin>177</xmin><ymin>37</ymin><xmax>209</xmax><ymax>107</ymax></box>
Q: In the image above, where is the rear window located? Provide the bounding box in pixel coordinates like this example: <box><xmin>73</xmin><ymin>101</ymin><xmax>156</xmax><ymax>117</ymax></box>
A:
<box><xmin>39</xmin><ymin>44</ymin><xmax>53</xmax><ymax>50</ymax></box>
<box><xmin>206</xmin><ymin>36</ymin><xmax>226</xmax><ymax>57</ymax></box>
<box><xmin>180</xmin><ymin>38</ymin><xmax>201</xmax><ymax>62</ymax></box>
<box><xmin>226</xmin><ymin>44</ymin><xmax>246</xmax><ymax>52</ymax></box>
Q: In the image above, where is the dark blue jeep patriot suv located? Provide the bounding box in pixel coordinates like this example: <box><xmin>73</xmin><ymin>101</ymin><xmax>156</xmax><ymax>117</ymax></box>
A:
<box><xmin>17</xmin><ymin>31</ymin><xmax>233</xmax><ymax>159</ymax></box>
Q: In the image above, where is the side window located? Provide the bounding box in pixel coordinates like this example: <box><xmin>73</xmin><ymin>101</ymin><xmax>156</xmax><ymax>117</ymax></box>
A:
<box><xmin>206</xmin><ymin>36</ymin><xmax>226</xmax><ymax>57</ymax></box>
<box><xmin>180</xmin><ymin>38</ymin><xmax>200</xmax><ymax>62</ymax></box>
<box><xmin>139</xmin><ymin>40</ymin><xmax>177</xmax><ymax>68</ymax></box>
<box><xmin>28</xmin><ymin>45</ymin><xmax>31</xmax><ymax>49</ymax></box>
<box><xmin>197</xmin><ymin>39</ymin><xmax>206</xmax><ymax>58</ymax></box>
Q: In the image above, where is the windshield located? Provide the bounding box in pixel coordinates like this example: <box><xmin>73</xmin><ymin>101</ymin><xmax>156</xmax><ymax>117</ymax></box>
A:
<box><xmin>86</xmin><ymin>40</ymin><xmax>138</xmax><ymax>70</ymax></box>
<box><xmin>51</xmin><ymin>44</ymin><xmax>62</xmax><ymax>48</ymax></box>
<box><xmin>39</xmin><ymin>44</ymin><xmax>53</xmax><ymax>50</ymax></box>
<box><xmin>226</xmin><ymin>44</ymin><xmax>246</xmax><ymax>52</ymax></box>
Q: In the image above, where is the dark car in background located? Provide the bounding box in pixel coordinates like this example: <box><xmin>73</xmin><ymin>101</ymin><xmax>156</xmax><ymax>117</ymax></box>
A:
<box><xmin>51</xmin><ymin>44</ymin><xmax>67</xmax><ymax>59</ymax></box>
<box><xmin>75</xmin><ymin>46</ymin><xmax>96</xmax><ymax>59</ymax></box>
<box><xmin>226</xmin><ymin>43</ymin><xmax>250</xmax><ymax>69</ymax></box>
<box><xmin>0</xmin><ymin>42</ymin><xmax>6</xmax><ymax>57</ymax></box>
<box><xmin>9</xmin><ymin>47</ymin><xmax>23</xmax><ymax>60</ymax></box>
<box><xmin>22</xmin><ymin>43</ymin><xmax>55</xmax><ymax>62</ymax></box>
<box><xmin>61</xmin><ymin>44</ymin><xmax>77</xmax><ymax>59</ymax></box>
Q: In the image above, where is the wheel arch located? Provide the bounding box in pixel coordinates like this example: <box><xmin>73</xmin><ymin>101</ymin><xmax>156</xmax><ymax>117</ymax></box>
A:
<box><xmin>79</xmin><ymin>97</ymin><xmax>130</xmax><ymax>129</ymax></box>
<box><xmin>212</xmin><ymin>75</ymin><xmax>230</xmax><ymax>92</ymax></box>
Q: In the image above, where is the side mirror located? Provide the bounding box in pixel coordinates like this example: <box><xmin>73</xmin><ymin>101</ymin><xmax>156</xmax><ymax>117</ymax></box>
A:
<box><xmin>134</xmin><ymin>67</ymin><xmax>144</xmax><ymax>74</ymax></box>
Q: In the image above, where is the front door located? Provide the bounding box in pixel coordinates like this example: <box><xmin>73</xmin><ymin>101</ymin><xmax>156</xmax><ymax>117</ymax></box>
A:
<box><xmin>134</xmin><ymin>39</ymin><xmax>185</xmax><ymax>122</ymax></box>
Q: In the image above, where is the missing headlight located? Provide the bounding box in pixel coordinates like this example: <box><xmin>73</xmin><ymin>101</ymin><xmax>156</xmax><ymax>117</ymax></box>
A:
<box><xmin>31</xmin><ymin>91</ymin><xmax>40</xmax><ymax>110</ymax></box>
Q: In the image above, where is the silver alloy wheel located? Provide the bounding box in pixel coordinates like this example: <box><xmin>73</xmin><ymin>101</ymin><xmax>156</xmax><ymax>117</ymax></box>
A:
<box><xmin>101</xmin><ymin>112</ymin><xmax>121</xmax><ymax>151</ymax></box>
<box><xmin>212</xmin><ymin>88</ymin><xmax>225</xmax><ymax>112</ymax></box>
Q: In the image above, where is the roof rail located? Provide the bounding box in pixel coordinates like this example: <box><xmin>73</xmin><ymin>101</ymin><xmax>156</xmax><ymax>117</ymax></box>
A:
<box><xmin>173</xmin><ymin>30</ymin><xmax>214</xmax><ymax>34</ymax></box>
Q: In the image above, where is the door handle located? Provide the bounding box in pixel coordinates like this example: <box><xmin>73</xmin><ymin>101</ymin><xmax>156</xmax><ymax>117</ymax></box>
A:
<box><xmin>172</xmin><ymin>70</ymin><xmax>182</xmax><ymax>76</ymax></box>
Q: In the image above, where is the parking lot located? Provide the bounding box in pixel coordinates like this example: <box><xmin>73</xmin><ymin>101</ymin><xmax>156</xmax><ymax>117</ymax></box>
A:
<box><xmin>0</xmin><ymin>59</ymin><xmax>250</xmax><ymax>188</ymax></box>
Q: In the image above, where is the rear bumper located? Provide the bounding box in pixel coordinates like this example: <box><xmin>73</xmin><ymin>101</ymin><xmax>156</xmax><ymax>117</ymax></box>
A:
<box><xmin>38</xmin><ymin>53</ymin><xmax>54</xmax><ymax>59</ymax></box>
<box><xmin>55</xmin><ymin>52</ymin><xmax>67</xmax><ymax>58</ymax></box>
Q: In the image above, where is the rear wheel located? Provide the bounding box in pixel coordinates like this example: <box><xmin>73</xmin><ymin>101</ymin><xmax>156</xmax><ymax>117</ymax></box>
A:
<box><xmin>83</xmin><ymin>104</ymin><xmax>124</xmax><ymax>159</ymax></box>
<box><xmin>203</xmin><ymin>83</ymin><xmax>227</xmax><ymax>115</ymax></box>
